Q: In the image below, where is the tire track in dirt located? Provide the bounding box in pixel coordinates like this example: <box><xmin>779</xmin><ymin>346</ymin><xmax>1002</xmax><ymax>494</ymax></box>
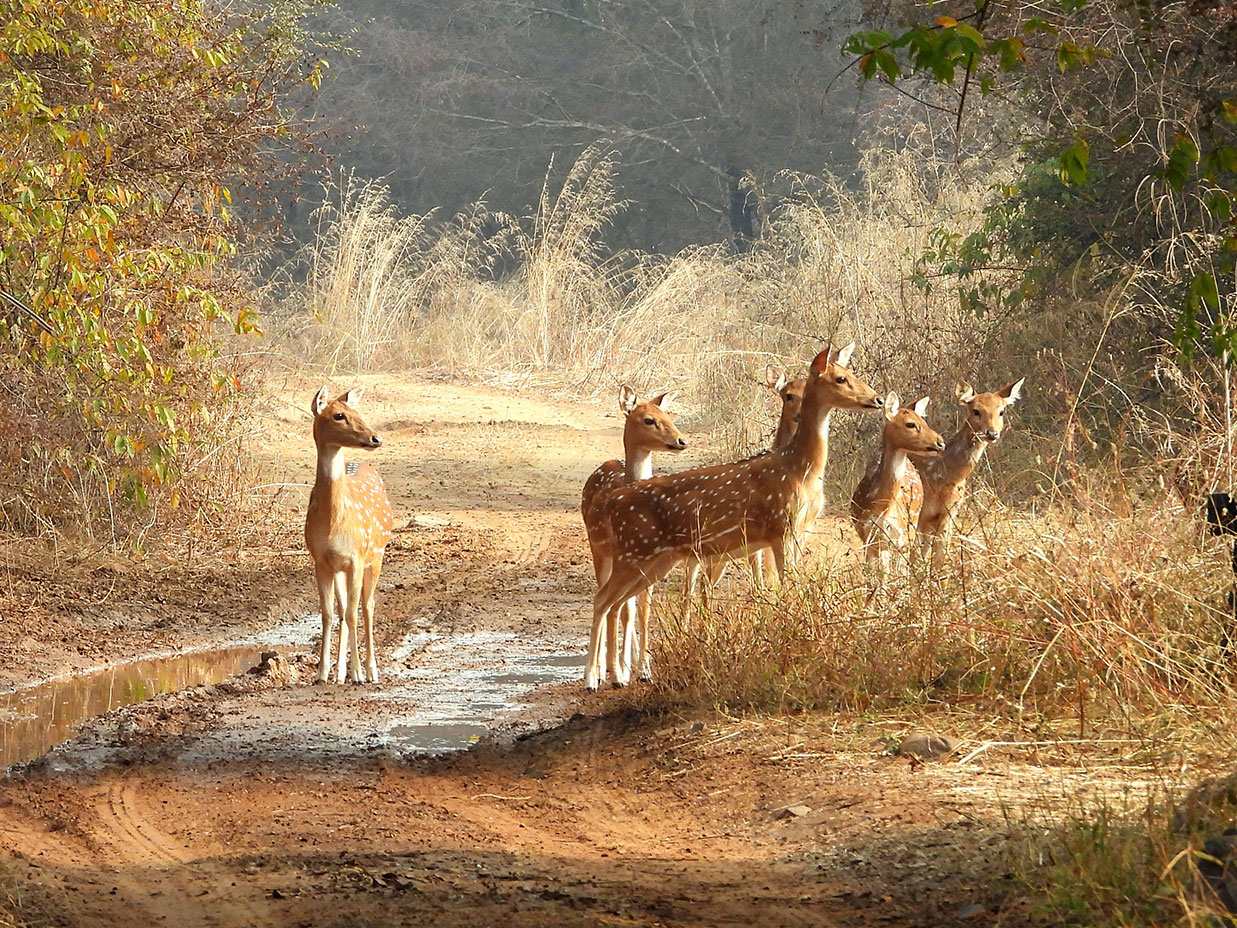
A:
<box><xmin>91</xmin><ymin>777</ymin><xmax>277</xmax><ymax>928</ymax></box>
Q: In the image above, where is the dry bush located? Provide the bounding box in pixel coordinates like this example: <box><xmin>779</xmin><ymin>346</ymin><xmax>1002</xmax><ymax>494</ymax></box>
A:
<box><xmin>652</xmin><ymin>494</ymin><xmax>1234</xmax><ymax>722</ymax></box>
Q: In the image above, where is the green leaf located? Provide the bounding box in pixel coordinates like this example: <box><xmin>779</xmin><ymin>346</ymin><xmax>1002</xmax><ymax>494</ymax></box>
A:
<box><xmin>1188</xmin><ymin>271</ymin><xmax>1221</xmax><ymax>314</ymax></box>
<box><xmin>1059</xmin><ymin>137</ymin><xmax>1090</xmax><ymax>186</ymax></box>
<box><xmin>1164</xmin><ymin>136</ymin><xmax>1200</xmax><ymax>190</ymax></box>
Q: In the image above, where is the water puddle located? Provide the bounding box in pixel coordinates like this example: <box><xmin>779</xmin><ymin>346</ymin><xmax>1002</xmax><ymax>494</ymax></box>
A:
<box><xmin>376</xmin><ymin>633</ymin><xmax>585</xmax><ymax>754</ymax></box>
<box><xmin>1</xmin><ymin>646</ymin><xmax>269</xmax><ymax>769</ymax></box>
<box><xmin>8</xmin><ymin>626</ymin><xmax>587</xmax><ymax>771</ymax></box>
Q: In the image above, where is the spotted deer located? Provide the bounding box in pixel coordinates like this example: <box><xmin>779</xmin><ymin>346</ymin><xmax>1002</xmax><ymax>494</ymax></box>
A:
<box><xmin>683</xmin><ymin>365</ymin><xmax>809</xmax><ymax>599</ymax></box>
<box><xmin>305</xmin><ymin>387</ymin><xmax>395</xmax><ymax>685</ymax></box>
<box><xmin>850</xmin><ymin>393</ymin><xmax>945</xmax><ymax>579</ymax></box>
<box><xmin>585</xmin><ymin>343</ymin><xmax>882</xmax><ymax>690</ymax></box>
<box><xmin>581</xmin><ymin>387</ymin><xmax>686</xmax><ymax>687</ymax></box>
<box><xmin>916</xmin><ymin>379</ymin><xmax>1024</xmax><ymax>567</ymax></box>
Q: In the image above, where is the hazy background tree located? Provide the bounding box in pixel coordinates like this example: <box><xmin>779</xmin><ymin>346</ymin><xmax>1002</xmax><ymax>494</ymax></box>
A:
<box><xmin>300</xmin><ymin>0</ymin><xmax>871</xmax><ymax>252</ymax></box>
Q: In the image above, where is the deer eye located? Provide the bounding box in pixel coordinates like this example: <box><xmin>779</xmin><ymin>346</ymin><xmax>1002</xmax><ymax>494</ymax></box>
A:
<box><xmin>643</xmin><ymin>417</ymin><xmax>656</xmax><ymax>426</ymax></box>
<box><xmin>971</xmin><ymin>409</ymin><xmax>981</xmax><ymax>416</ymax></box>
<box><xmin>905</xmin><ymin>421</ymin><xmax>917</xmax><ymax>429</ymax></box>
<box><xmin>783</xmin><ymin>395</ymin><xmax>793</xmax><ymax>403</ymax></box>
<box><xmin>835</xmin><ymin>376</ymin><xmax>847</xmax><ymax>384</ymax></box>
<box><xmin>333</xmin><ymin>413</ymin><xmax>346</xmax><ymax>421</ymax></box>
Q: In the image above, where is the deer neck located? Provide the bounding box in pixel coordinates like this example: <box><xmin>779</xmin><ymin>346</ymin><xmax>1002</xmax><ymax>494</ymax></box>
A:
<box><xmin>871</xmin><ymin>434</ymin><xmax>910</xmax><ymax>504</ymax></box>
<box><xmin>785</xmin><ymin>392</ymin><xmax>834</xmax><ymax>481</ymax></box>
<box><xmin>624</xmin><ymin>446</ymin><xmax>654</xmax><ymax>482</ymax></box>
<box><xmin>773</xmin><ymin>414</ymin><xmax>798</xmax><ymax>450</ymax></box>
<box><xmin>314</xmin><ymin>443</ymin><xmax>348</xmax><ymax>497</ymax></box>
<box><xmin>935</xmin><ymin>428</ymin><xmax>988</xmax><ymax>483</ymax></box>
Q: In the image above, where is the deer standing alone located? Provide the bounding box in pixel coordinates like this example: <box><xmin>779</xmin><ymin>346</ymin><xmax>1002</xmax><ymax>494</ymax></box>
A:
<box><xmin>585</xmin><ymin>343</ymin><xmax>882</xmax><ymax>690</ymax></box>
<box><xmin>915</xmin><ymin>379</ymin><xmax>1024</xmax><ymax>567</ymax></box>
<box><xmin>306</xmin><ymin>387</ymin><xmax>395</xmax><ymax>685</ymax></box>
<box><xmin>581</xmin><ymin>387</ymin><xmax>686</xmax><ymax>687</ymax></box>
<box><xmin>850</xmin><ymin>393</ymin><xmax>945</xmax><ymax>579</ymax></box>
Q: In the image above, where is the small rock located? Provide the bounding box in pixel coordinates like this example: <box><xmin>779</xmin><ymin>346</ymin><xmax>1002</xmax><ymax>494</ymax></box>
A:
<box><xmin>896</xmin><ymin>731</ymin><xmax>958</xmax><ymax>760</ymax></box>
<box><xmin>774</xmin><ymin>804</ymin><xmax>811</xmax><ymax>820</ymax></box>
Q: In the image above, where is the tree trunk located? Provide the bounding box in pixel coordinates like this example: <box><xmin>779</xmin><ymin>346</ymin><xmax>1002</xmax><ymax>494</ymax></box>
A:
<box><xmin>727</xmin><ymin>167</ymin><xmax>758</xmax><ymax>253</ymax></box>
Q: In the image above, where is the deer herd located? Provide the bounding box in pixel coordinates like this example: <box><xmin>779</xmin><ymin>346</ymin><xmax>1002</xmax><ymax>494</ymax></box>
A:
<box><xmin>303</xmin><ymin>344</ymin><xmax>1023</xmax><ymax>691</ymax></box>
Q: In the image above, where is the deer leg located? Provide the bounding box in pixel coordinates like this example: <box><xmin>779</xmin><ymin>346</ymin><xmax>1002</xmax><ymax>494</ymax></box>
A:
<box><xmin>587</xmin><ymin>557</ymin><xmax>679</xmax><ymax>690</ymax></box>
<box><xmin>362</xmin><ymin>556</ymin><xmax>382</xmax><ymax>685</ymax></box>
<box><xmin>314</xmin><ymin>563</ymin><xmax>336</xmax><ymax>684</ymax></box>
<box><xmin>748</xmin><ymin>549</ymin><xmax>765</xmax><ymax>589</ymax></box>
<box><xmin>585</xmin><ymin>582</ymin><xmax>615</xmax><ymax>692</ymax></box>
<box><xmin>682</xmin><ymin>558</ymin><xmax>700</xmax><ymax>602</ymax></box>
<box><xmin>334</xmin><ymin>573</ymin><xmax>350</xmax><ymax>683</ymax></box>
<box><xmin>620</xmin><ymin>595</ymin><xmax>638</xmax><ymax>679</ymax></box>
<box><xmin>344</xmin><ymin>565</ymin><xmax>364</xmax><ymax>684</ymax></box>
<box><xmin>636</xmin><ymin>589</ymin><xmax>654</xmax><ymax>682</ymax></box>
<box><xmin>608</xmin><ymin>596</ymin><xmax>633</xmax><ymax>687</ymax></box>
<box><xmin>767</xmin><ymin>539</ymin><xmax>787</xmax><ymax>585</ymax></box>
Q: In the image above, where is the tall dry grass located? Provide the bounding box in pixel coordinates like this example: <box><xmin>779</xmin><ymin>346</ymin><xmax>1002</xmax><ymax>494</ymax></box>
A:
<box><xmin>652</xmin><ymin>495</ymin><xmax>1234</xmax><ymax>722</ymax></box>
<box><xmin>273</xmin><ymin>146</ymin><xmax>1027</xmax><ymax>477</ymax></box>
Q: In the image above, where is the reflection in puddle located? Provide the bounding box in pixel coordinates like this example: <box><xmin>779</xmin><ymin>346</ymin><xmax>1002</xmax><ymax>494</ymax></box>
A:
<box><xmin>0</xmin><ymin>647</ymin><xmax>266</xmax><ymax>769</ymax></box>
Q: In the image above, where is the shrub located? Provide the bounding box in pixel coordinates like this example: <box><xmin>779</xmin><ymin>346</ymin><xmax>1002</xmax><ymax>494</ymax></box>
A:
<box><xmin>0</xmin><ymin>0</ymin><xmax>327</xmax><ymax>543</ymax></box>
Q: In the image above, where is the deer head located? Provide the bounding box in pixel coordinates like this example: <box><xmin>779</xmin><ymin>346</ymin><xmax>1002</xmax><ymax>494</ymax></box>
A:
<box><xmin>765</xmin><ymin>365</ymin><xmax>806</xmax><ymax>449</ymax></box>
<box><xmin>883</xmin><ymin>393</ymin><xmax>946</xmax><ymax>455</ymax></box>
<box><xmin>956</xmin><ymin>378</ymin><xmax>1025</xmax><ymax>443</ymax></box>
<box><xmin>312</xmin><ymin>387</ymin><xmax>382</xmax><ymax>450</ymax></box>
<box><xmin>804</xmin><ymin>342</ymin><xmax>883</xmax><ymax>414</ymax></box>
<box><xmin>618</xmin><ymin>386</ymin><xmax>687</xmax><ymax>454</ymax></box>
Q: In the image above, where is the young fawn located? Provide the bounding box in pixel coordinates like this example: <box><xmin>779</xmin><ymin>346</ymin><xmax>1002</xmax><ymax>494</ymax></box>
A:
<box><xmin>916</xmin><ymin>379</ymin><xmax>1024</xmax><ymax>567</ymax></box>
<box><xmin>581</xmin><ymin>387</ymin><xmax>686</xmax><ymax>686</ymax></box>
<box><xmin>305</xmin><ymin>387</ymin><xmax>395</xmax><ymax>685</ymax></box>
<box><xmin>585</xmin><ymin>343</ymin><xmax>882</xmax><ymax>689</ymax></box>
<box><xmin>850</xmin><ymin>393</ymin><xmax>945</xmax><ymax>579</ymax></box>
<box><xmin>684</xmin><ymin>366</ymin><xmax>808</xmax><ymax>597</ymax></box>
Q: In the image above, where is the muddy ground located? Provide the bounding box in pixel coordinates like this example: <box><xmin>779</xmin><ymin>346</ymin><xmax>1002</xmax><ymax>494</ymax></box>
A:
<box><xmin>0</xmin><ymin>374</ymin><xmax>1139</xmax><ymax>926</ymax></box>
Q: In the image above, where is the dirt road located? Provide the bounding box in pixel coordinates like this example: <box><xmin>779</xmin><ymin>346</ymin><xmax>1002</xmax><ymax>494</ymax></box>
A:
<box><xmin>0</xmin><ymin>375</ymin><xmax>1113</xmax><ymax>926</ymax></box>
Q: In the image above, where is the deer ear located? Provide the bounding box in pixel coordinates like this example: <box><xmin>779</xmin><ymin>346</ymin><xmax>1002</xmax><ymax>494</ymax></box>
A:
<box><xmin>1000</xmin><ymin>377</ymin><xmax>1025</xmax><ymax>405</ymax></box>
<box><xmin>618</xmin><ymin>384</ymin><xmax>638</xmax><ymax>414</ymax></box>
<box><xmin>810</xmin><ymin>348</ymin><xmax>832</xmax><ymax>374</ymax></box>
<box><xmin>834</xmin><ymin>342</ymin><xmax>856</xmax><ymax>368</ymax></box>
<box><xmin>339</xmin><ymin>387</ymin><xmax>362</xmax><ymax>408</ymax></box>
<box><xmin>764</xmin><ymin>365</ymin><xmax>782</xmax><ymax>389</ymax></box>
<box><xmin>912</xmin><ymin>395</ymin><xmax>930</xmax><ymax>417</ymax></box>
<box><xmin>956</xmin><ymin>382</ymin><xmax>976</xmax><ymax>404</ymax></box>
<box><xmin>650</xmin><ymin>391</ymin><xmax>673</xmax><ymax>410</ymax></box>
<box><xmin>312</xmin><ymin>386</ymin><xmax>330</xmax><ymax>416</ymax></box>
<box><xmin>884</xmin><ymin>391</ymin><xmax>900</xmax><ymax>419</ymax></box>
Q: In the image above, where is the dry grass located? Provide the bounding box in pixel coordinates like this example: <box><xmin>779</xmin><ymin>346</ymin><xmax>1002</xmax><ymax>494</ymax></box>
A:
<box><xmin>1014</xmin><ymin>776</ymin><xmax>1237</xmax><ymax>927</ymax></box>
<box><xmin>272</xmin><ymin>145</ymin><xmax>1019</xmax><ymax>457</ymax></box>
<box><xmin>653</xmin><ymin>494</ymin><xmax>1234</xmax><ymax>723</ymax></box>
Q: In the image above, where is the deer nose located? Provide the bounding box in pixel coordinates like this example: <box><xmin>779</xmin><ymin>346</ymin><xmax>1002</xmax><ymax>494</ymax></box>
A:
<box><xmin>370</xmin><ymin>435</ymin><xmax>382</xmax><ymax>446</ymax></box>
<box><xmin>935</xmin><ymin>438</ymin><xmax>946</xmax><ymax>451</ymax></box>
<box><xmin>984</xmin><ymin>429</ymin><xmax>998</xmax><ymax>441</ymax></box>
<box><xmin>872</xmin><ymin>396</ymin><xmax>884</xmax><ymax>408</ymax></box>
<box><xmin>673</xmin><ymin>437</ymin><xmax>687</xmax><ymax>448</ymax></box>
